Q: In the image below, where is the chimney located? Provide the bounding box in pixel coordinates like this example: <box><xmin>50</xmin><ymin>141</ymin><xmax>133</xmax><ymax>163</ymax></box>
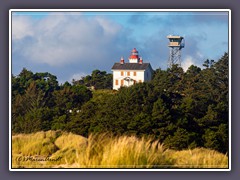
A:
<box><xmin>139</xmin><ymin>57</ymin><xmax>143</xmax><ymax>64</ymax></box>
<box><xmin>120</xmin><ymin>56</ymin><xmax>124</xmax><ymax>64</ymax></box>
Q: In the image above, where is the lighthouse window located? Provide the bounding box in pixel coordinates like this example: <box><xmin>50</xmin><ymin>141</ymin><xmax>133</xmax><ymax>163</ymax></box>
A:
<box><xmin>115</xmin><ymin>80</ymin><xmax>118</xmax><ymax>85</ymax></box>
<box><xmin>121</xmin><ymin>71</ymin><xmax>124</xmax><ymax>76</ymax></box>
<box><xmin>121</xmin><ymin>80</ymin><xmax>124</xmax><ymax>86</ymax></box>
<box><xmin>127</xmin><ymin>72</ymin><xmax>130</xmax><ymax>76</ymax></box>
<box><xmin>133</xmin><ymin>72</ymin><xmax>137</xmax><ymax>76</ymax></box>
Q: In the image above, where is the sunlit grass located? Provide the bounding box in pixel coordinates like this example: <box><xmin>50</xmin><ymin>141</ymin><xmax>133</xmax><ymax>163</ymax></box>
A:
<box><xmin>12</xmin><ymin>131</ymin><xmax>60</xmax><ymax>156</ymax></box>
<box><xmin>11</xmin><ymin>131</ymin><xmax>228</xmax><ymax>169</ymax></box>
<box><xmin>165</xmin><ymin>148</ymin><xmax>228</xmax><ymax>168</ymax></box>
<box><xmin>80</xmin><ymin>134</ymin><xmax>170</xmax><ymax>168</ymax></box>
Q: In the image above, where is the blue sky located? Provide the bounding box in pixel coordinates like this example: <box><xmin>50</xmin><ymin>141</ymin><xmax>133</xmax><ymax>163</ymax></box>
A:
<box><xmin>11</xmin><ymin>10</ymin><xmax>229</xmax><ymax>84</ymax></box>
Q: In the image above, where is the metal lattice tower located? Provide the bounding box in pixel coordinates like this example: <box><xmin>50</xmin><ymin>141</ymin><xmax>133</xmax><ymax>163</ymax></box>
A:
<box><xmin>167</xmin><ymin>35</ymin><xmax>185</xmax><ymax>68</ymax></box>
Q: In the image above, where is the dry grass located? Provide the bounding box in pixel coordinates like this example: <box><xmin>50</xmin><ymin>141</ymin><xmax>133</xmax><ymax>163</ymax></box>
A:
<box><xmin>165</xmin><ymin>148</ymin><xmax>228</xmax><ymax>168</ymax></box>
<box><xmin>82</xmin><ymin>134</ymin><xmax>170</xmax><ymax>168</ymax></box>
<box><xmin>11</xmin><ymin>131</ymin><xmax>228</xmax><ymax>169</ymax></box>
<box><xmin>12</xmin><ymin>131</ymin><xmax>60</xmax><ymax>156</ymax></box>
<box><xmin>12</xmin><ymin>131</ymin><xmax>61</xmax><ymax>168</ymax></box>
<box><xmin>46</xmin><ymin>132</ymin><xmax>87</xmax><ymax>166</ymax></box>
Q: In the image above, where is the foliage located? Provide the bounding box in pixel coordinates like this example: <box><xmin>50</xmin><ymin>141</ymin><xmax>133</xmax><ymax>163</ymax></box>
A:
<box><xmin>12</xmin><ymin>69</ymin><xmax>92</xmax><ymax>134</ymax></box>
<box><xmin>72</xmin><ymin>69</ymin><xmax>113</xmax><ymax>90</ymax></box>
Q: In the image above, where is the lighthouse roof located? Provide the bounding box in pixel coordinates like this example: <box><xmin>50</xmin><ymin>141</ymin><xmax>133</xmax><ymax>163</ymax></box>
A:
<box><xmin>131</xmin><ymin>48</ymin><xmax>138</xmax><ymax>53</ymax></box>
<box><xmin>111</xmin><ymin>62</ymin><xmax>152</xmax><ymax>71</ymax></box>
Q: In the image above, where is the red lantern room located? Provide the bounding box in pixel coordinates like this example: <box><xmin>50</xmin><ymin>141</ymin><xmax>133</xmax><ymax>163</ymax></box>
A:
<box><xmin>129</xmin><ymin>48</ymin><xmax>140</xmax><ymax>63</ymax></box>
<box><xmin>120</xmin><ymin>56</ymin><xmax>124</xmax><ymax>64</ymax></box>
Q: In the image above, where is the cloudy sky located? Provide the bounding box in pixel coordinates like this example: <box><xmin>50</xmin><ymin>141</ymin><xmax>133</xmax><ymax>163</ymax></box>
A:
<box><xmin>11</xmin><ymin>10</ymin><xmax>229</xmax><ymax>84</ymax></box>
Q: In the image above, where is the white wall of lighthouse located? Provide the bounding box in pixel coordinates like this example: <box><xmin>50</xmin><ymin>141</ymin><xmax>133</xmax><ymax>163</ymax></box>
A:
<box><xmin>112</xmin><ymin>70</ymin><xmax>145</xmax><ymax>90</ymax></box>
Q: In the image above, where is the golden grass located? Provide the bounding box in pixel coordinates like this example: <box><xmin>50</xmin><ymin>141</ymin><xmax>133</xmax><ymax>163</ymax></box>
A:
<box><xmin>88</xmin><ymin>135</ymin><xmax>169</xmax><ymax>168</ymax></box>
<box><xmin>46</xmin><ymin>132</ymin><xmax>87</xmax><ymax>166</ymax></box>
<box><xmin>12</xmin><ymin>131</ymin><xmax>61</xmax><ymax>168</ymax></box>
<box><xmin>12</xmin><ymin>131</ymin><xmax>60</xmax><ymax>156</ymax></box>
<box><xmin>11</xmin><ymin>131</ymin><xmax>229</xmax><ymax>169</ymax></box>
<box><xmin>165</xmin><ymin>148</ymin><xmax>228</xmax><ymax>168</ymax></box>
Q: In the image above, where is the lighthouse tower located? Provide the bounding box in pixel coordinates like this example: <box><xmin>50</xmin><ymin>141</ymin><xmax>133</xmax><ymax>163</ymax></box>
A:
<box><xmin>111</xmin><ymin>48</ymin><xmax>154</xmax><ymax>90</ymax></box>
<box><xmin>129</xmin><ymin>48</ymin><xmax>140</xmax><ymax>63</ymax></box>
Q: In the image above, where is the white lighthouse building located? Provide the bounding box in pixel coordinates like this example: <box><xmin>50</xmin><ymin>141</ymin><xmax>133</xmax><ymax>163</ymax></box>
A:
<box><xmin>111</xmin><ymin>48</ymin><xmax>153</xmax><ymax>90</ymax></box>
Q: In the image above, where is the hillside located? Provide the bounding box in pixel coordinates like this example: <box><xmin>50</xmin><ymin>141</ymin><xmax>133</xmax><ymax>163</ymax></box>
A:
<box><xmin>12</xmin><ymin>131</ymin><xmax>228</xmax><ymax>169</ymax></box>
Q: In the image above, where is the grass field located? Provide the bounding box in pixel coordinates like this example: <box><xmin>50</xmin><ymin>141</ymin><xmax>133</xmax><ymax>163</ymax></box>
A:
<box><xmin>12</xmin><ymin>131</ymin><xmax>228</xmax><ymax>168</ymax></box>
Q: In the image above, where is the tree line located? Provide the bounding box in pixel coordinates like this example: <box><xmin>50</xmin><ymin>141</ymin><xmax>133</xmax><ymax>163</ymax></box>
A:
<box><xmin>12</xmin><ymin>52</ymin><xmax>229</xmax><ymax>153</ymax></box>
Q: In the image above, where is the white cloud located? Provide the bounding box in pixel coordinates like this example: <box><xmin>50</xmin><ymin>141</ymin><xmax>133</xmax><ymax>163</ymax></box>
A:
<box><xmin>12</xmin><ymin>16</ymin><xmax>34</xmax><ymax>40</ymax></box>
<box><xmin>181</xmin><ymin>52</ymin><xmax>204</xmax><ymax>71</ymax></box>
<box><xmin>196</xmin><ymin>51</ymin><xmax>204</xmax><ymax>59</ymax></box>
<box><xmin>12</xmin><ymin>14</ymin><xmax>121</xmax><ymax>67</ymax></box>
<box><xmin>70</xmin><ymin>72</ymin><xmax>87</xmax><ymax>82</ymax></box>
<box><xmin>182</xmin><ymin>56</ymin><xmax>196</xmax><ymax>72</ymax></box>
<box><xmin>95</xmin><ymin>17</ymin><xmax>121</xmax><ymax>36</ymax></box>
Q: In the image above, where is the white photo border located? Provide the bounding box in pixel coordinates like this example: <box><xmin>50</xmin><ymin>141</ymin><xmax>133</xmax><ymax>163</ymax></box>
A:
<box><xmin>9</xmin><ymin>9</ymin><xmax>231</xmax><ymax>171</ymax></box>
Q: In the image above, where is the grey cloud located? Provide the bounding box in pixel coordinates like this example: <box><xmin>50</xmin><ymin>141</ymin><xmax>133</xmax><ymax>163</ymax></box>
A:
<box><xmin>12</xmin><ymin>14</ymin><xmax>122</xmax><ymax>67</ymax></box>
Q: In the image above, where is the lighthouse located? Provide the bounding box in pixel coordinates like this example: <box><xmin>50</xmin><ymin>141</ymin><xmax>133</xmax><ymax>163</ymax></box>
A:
<box><xmin>111</xmin><ymin>48</ymin><xmax>153</xmax><ymax>90</ymax></box>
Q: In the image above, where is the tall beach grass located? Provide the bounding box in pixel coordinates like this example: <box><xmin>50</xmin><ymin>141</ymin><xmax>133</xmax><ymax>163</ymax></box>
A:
<box><xmin>12</xmin><ymin>131</ymin><xmax>228</xmax><ymax>168</ymax></box>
